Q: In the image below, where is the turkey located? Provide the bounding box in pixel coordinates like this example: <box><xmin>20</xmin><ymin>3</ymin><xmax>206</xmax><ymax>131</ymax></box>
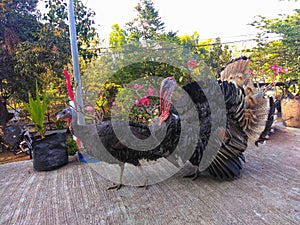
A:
<box><xmin>56</xmin><ymin>106</ymin><xmax>180</xmax><ymax>190</ymax></box>
<box><xmin>255</xmin><ymin>96</ymin><xmax>276</xmax><ymax>146</ymax></box>
<box><xmin>159</xmin><ymin>56</ymin><xmax>270</xmax><ymax>179</ymax></box>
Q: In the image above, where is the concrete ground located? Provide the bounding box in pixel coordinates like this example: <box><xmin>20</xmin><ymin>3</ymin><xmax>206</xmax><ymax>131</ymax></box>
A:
<box><xmin>0</xmin><ymin>123</ymin><xmax>299</xmax><ymax>225</ymax></box>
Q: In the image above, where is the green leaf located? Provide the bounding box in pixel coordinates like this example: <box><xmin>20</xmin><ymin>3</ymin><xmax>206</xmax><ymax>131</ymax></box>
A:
<box><xmin>25</xmin><ymin>81</ymin><xmax>47</xmax><ymax>138</ymax></box>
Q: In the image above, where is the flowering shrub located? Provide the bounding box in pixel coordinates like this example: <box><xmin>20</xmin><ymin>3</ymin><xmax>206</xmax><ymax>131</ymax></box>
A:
<box><xmin>95</xmin><ymin>83</ymin><xmax>122</xmax><ymax>120</ymax></box>
<box><xmin>269</xmin><ymin>64</ymin><xmax>289</xmax><ymax>85</ymax></box>
<box><xmin>187</xmin><ymin>59</ymin><xmax>197</xmax><ymax>69</ymax></box>
<box><xmin>250</xmin><ymin>64</ymin><xmax>298</xmax><ymax>97</ymax></box>
<box><xmin>112</xmin><ymin>83</ymin><xmax>160</xmax><ymax>125</ymax></box>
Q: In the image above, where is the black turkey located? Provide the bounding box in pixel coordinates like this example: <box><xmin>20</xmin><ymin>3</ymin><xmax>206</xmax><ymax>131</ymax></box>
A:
<box><xmin>56</xmin><ymin>106</ymin><xmax>180</xmax><ymax>190</ymax></box>
<box><xmin>255</xmin><ymin>96</ymin><xmax>276</xmax><ymax>146</ymax></box>
<box><xmin>160</xmin><ymin>56</ymin><xmax>270</xmax><ymax>179</ymax></box>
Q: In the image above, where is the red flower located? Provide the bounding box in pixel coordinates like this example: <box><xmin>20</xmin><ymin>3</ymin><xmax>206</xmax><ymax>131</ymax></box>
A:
<box><xmin>139</xmin><ymin>96</ymin><xmax>149</xmax><ymax>106</ymax></box>
<box><xmin>187</xmin><ymin>60</ymin><xmax>197</xmax><ymax>69</ymax></box>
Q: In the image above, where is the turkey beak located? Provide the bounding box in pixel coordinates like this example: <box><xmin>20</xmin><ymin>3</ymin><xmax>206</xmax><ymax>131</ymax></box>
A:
<box><xmin>56</xmin><ymin>113</ymin><xmax>62</xmax><ymax>120</ymax></box>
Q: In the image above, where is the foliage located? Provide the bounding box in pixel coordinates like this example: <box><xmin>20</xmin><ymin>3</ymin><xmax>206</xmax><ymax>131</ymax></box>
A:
<box><xmin>0</xmin><ymin>0</ymin><xmax>100</xmax><ymax>104</ymax></box>
<box><xmin>43</xmin><ymin>0</ymin><xmax>101</xmax><ymax>61</ymax></box>
<box><xmin>66</xmin><ymin>138</ymin><xmax>79</xmax><ymax>156</ymax></box>
<box><xmin>24</xmin><ymin>82</ymin><xmax>47</xmax><ymax>138</ymax></box>
<box><xmin>54</xmin><ymin>119</ymin><xmax>66</xmax><ymax>130</ymax></box>
<box><xmin>94</xmin><ymin>83</ymin><xmax>122</xmax><ymax>121</ymax></box>
<box><xmin>113</xmin><ymin>83</ymin><xmax>160</xmax><ymax>124</ymax></box>
<box><xmin>248</xmin><ymin>9</ymin><xmax>300</xmax><ymax>95</ymax></box>
<box><xmin>0</xmin><ymin>0</ymin><xmax>41</xmax><ymax>100</ymax></box>
<box><xmin>125</xmin><ymin>0</ymin><xmax>166</xmax><ymax>41</ymax></box>
<box><xmin>103</xmin><ymin>0</ymin><xmax>232</xmax><ymax>87</ymax></box>
<box><xmin>204</xmin><ymin>38</ymin><xmax>233</xmax><ymax>76</ymax></box>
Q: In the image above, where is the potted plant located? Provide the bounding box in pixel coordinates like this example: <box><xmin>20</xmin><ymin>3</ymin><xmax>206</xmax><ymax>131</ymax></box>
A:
<box><xmin>25</xmin><ymin>82</ymin><xmax>68</xmax><ymax>171</ymax></box>
<box><xmin>269</xmin><ymin>64</ymin><xmax>300</xmax><ymax>128</ymax></box>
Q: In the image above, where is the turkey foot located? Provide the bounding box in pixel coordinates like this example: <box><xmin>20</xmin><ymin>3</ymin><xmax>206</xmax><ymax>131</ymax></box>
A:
<box><xmin>137</xmin><ymin>184</ymin><xmax>149</xmax><ymax>190</ymax></box>
<box><xmin>137</xmin><ymin>178</ymin><xmax>149</xmax><ymax>190</ymax></box>
<box><xmin>107</xmin><ymin>183</ymin><xmax>124</xmax><ymax>190</ymax></box>
<box><xmin>183</xmin><ymin>173</ymin><xmax>198</xmax><ymax>180</ymax></box>
<box><xmin>184</xmin><ymin>170</ymin><xmax>209</xmax><ymax>180</ymax></box>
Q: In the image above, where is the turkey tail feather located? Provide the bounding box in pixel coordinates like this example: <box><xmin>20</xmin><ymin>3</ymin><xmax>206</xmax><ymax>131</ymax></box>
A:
<box><xmin>242</xmin><ymin>88</ymin><xmax>270</xmax><ymax>141</ymax></box>
<box><xmin>220</xmin><ymin>56</ymin><xmax>270</xmax><ymax>142</ymax></box>
<box><xmin>220</xmin><ymin>56</ymin><xmax>252</xmax><ymax>87</ymax></box>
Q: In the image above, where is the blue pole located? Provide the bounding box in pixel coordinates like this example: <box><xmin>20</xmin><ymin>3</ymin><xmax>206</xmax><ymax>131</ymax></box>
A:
<box><xmin>67</xmin><ymin>0</ymin><xmax>85</xmax><ymax>125</ymax></box>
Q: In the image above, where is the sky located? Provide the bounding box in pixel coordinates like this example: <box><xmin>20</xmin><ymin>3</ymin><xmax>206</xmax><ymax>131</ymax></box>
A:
<box><xmin>84</xmin><ymin>0</ymin><xmax>299</xmax><ymax>46</ymax></box>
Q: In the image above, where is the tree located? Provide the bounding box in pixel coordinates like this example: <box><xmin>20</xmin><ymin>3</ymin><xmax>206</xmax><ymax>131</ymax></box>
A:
<box><xmin>0</xmin><ymin>0</ymin><xmax>101</xmax><ymax>135</ymax></box>
<box><xmin>125</xmin><ymin>0</ymin><xmax>166</xmax><ymax>41</ymax></box>
<box><xmin>248</xmin><ymin>9</ymin><xmax>299</xmax><ymax>91</ymax></box>
<box><xmin>0</xmin><ymin>0</ymin><xmax>40</xmax><ymax>100</ymax></box>
<box><xmin>205</xmin><ymin>38</ymin><xmax>232</xmax><ymax>76</ymax></box>
<box><xmin>0</xmin><ymin>0</ymin><xmax>40</xmax><ymax>132</ymax></box>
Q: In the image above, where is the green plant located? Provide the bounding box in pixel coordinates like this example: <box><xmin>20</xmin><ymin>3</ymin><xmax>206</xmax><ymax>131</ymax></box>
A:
<box><xmin>25</xmin><ymin>82</ymin><xmax>47</xmax><ymax>138</ymax></box>
<box><xmin>66</xmin><ymin>138</ymin><xmax>79</xmax><ymax>156</ymax></box>
<box><xmin>114</xmin><ymin>83</ymin><xmax>160</xmax><ymax>124</ymax></box>
<box><xmin>54</xmin><ymin>118</ymin><xmax>66</xmax><ymax>130</ymax></box>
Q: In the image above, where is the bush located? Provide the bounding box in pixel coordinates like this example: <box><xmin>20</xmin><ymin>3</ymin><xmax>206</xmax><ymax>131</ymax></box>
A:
<box><xmin>66</xmin><ymin>138</ymin><xmax>79</xmax><ymax>156</ymax></box>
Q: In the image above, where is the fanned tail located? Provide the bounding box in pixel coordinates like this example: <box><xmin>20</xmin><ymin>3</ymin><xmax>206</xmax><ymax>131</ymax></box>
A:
<box><xmin>219</xmin><ymin>56</ymin><xmax>252</xmax><ymax>87</ymax></box>
<box><xmin>219</xmin><ymin>56</ymin><xmax>270</xmax><ymax>142</ymax></box>
<box><xmin>241</xmin><ymin>89</ymin><xmax>270</xmax><ymax>141</ymax></box>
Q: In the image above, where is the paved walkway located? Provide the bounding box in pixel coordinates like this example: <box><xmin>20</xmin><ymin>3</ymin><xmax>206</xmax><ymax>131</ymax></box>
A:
<box><xmin>0</xmin><ymin>124</ymin><xmax>299</xmax><ymax>225</ymax></box>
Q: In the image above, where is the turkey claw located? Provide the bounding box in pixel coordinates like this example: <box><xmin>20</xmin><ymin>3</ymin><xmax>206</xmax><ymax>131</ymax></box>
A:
<box><xmin>183</xmin><ymin>173</ymin><xmax>198</xmax><ymax>180</ymax></box>
<box><xmin>107</xmin><ymin>184</ymin><xmax>124</xmax><ymax>190</ymax></box>
<box><xmin>138</xmin><ymin>184</ymin><xmax>149</xmax><ymax>190</ymax></box>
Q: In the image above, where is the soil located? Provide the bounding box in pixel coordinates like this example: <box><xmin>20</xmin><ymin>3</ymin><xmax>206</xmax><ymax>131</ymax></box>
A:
<box><xmin>0</xmin><ymin>150</ymin><xmax>30</xmax><ymax>165</ymax></box>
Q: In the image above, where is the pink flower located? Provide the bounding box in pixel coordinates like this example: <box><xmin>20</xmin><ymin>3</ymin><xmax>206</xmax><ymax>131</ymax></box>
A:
<box><xmin>134</xmin><ymin>84</ymin><xmax>143</xmax><ymax>90</ymax></box>
<box><xmin>85</xmin><ymin>106</ymin><xmax>94</xmax><ymax>111</ymax></box>
<box><xmin>135</xmin><ymin>99</ymin><xmax>139</xmax><ymax>106</ymax></box>
<box><xmin>139</xmin><ymin>96</ymin><xmax>149</xmax><ymax>106</ymax></box>
<box><xmin>270</xmin><ymin>64</ymin><xmax>277</xmax><ymax>70</ymax></box>
<box><xmin>147</xmin><ymin>88</ymin><xmax>154</xmax><ymax>96</ymax></box>
<box><xmin>259</xmin><ymin>70</ymin><xmax>265</xmax><ymax>74</ymax></box>
<box><xmin>249</xmin><ymin>69</ymin><xmax>254</xmax><ymax>75</ymax></box>
<box><xmin>187</xmin><ymin>60</ymin><xmax>197</xmax><ymax>69</ymax></box>
<box><xmin>112</xmin><ymin>101</ymin><xmax>116</xmax><ymax>106</ymax></box>
<box><xmin>283</xmin><ymin>68</ymin><xmax>289</xmax><ymax>74</ymax></box>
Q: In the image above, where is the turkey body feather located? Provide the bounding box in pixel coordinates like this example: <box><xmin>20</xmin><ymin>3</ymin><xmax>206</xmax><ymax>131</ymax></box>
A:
<box><xmin>170</xmin><ymin>79</ymin><xmax>248</xmax><ymax>179</ymax></box>
<box><xmin>57</xmin><ymin>107</ymin><xmax>180</xmax><ymax>189</ymax></box>
<box><xmin>161</xmin><ymin>56</ymin><xmax>270</xmax><ymax>180</ymax></box>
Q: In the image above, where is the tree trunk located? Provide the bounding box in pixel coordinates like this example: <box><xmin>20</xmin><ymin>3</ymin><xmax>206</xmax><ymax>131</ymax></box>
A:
<box><xmin>0</xmin><ymin>95</ymin><xmax>8</xmax><ymax>137</ymax></box>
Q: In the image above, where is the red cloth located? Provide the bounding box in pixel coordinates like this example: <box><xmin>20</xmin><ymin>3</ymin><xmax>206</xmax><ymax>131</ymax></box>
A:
<box><xmin>63</xmin><ymin>69</ymin><xmax>75</xmax><ymax>101</ymax></box>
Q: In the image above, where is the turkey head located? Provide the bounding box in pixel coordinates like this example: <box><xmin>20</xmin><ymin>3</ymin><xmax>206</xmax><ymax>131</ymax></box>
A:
<box><xmin>56</xmin><ymin>108</ymin><xmax>73</xmax><ymax>130</ymax></box>
<box><xmin>159</xmin><ymin>77</ymin><xmax>177</xmax><ymax>125</ymax></box>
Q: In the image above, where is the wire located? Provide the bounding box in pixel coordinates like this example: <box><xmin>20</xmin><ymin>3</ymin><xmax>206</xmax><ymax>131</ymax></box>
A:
<box><xmin>89</xmin><ymin>35</ymin><xmax>286</xmax><ymax>55</ymax></box>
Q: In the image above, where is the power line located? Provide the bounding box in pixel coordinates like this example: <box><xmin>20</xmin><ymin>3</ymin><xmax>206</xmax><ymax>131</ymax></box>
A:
<box><xmin>91</xmin><ymin>35</ymin><xmax>284</xmax><ymax>54</ymax></box>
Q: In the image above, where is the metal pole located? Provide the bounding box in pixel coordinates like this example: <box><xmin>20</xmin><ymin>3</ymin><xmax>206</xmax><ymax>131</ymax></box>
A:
<box><xmin>67</xmin><ymin>0</ymin><xmax>85</xmax><ymax>125</ymax></box>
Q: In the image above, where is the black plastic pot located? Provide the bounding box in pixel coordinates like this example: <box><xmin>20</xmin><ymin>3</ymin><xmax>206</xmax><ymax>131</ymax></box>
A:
<box><xmin>32</xmin><ymin>132</ymin><xmax>68</xmax><ymax>171</ymax></box>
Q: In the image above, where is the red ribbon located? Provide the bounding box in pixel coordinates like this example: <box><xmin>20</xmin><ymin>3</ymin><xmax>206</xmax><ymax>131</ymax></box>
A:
<box><xmin>63</xmin><ymin>69</ymin><xmax>75</xmax><ymax>102</ymax></box>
